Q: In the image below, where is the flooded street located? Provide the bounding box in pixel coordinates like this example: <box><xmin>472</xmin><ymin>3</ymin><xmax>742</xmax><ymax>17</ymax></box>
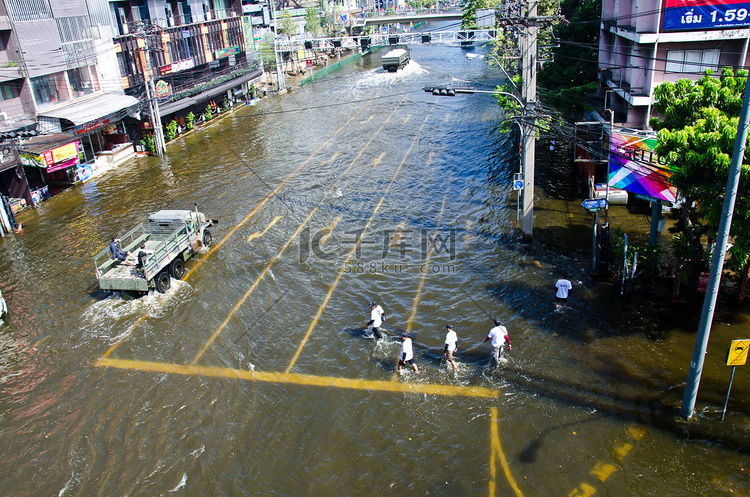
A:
<box><xmin>1</xmin><ymin>42</ymin><xmax>750</xmax><ymax>496</ymax></box>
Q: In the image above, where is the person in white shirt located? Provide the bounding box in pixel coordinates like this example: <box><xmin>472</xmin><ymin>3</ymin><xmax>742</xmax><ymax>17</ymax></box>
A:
<box><xmin>366</xmin><ymin>301</ymin><xmax>385</xmax><ymax>339</ymax></box>
<box><xmin>444</xmin><ymin>324</ymin><xmax>458</xmax><ymax>370</ymax></box>
<box><xmin>483</xmin><ymin>318</ymin><xmax>511</xmax><ymax>368</ymax></box>
<box><xmin>397</xmin><ymin>333</ymin><xmax>419</xmax><ymax>374</ymax></box>
<box><xmin>555</xmin><ymin>273</ymin><xmax>572</xmax><ymax>309</ymax></box>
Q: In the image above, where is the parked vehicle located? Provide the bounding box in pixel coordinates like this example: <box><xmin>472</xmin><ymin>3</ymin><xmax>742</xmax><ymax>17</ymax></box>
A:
<box><xmin>382</xmin><ymin>46</ymin><xmax>410</xmax><ymax>72</ymax></box>
<box><xmin>94</xmin><ymin>205</ymin><xmax>217</xmax><ymax>294</ymax></box>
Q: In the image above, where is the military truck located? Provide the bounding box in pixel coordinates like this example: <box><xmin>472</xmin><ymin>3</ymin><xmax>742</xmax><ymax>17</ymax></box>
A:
<box><xmin>382</xmin><ymin>46</ymin><xmax>410</xmax><ymax>72</ymax></box>
<box><xmin>94</xmin><ymin>206</ymin><xmax>217</xmax><ymax>294</ymax></box>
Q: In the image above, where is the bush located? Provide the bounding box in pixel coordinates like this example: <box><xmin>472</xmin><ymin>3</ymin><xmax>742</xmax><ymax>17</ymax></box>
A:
<box><xmin>165</xmin><ymin>120</ymin><xmax>178</xmax><ymax>142</ymax></box>
<box><xmin>204</xmin><ymin>106</ymin><xmax>212</xmax><ymax>121</ymax></box>
<box><xmin>222</xmin><ymin>98</ymin><xmax>230</xmax><ymax>112</ymax></box>
<box><xmin>186</xmin><ymin>111</ymin><xmax>195</xmax><ymax>130</ymax></box>
<box><xmin>141</xmin><ymin>134</ymin><xmax>156</xmax><ymax>154</ymax></box>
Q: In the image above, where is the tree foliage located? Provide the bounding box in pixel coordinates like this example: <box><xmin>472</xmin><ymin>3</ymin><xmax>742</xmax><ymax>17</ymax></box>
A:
<box><xmin>650</xmin><ymin>67</ymin><xmax>750</xmax><ymax>283</ymax></box>
<box><xmin>305</xmin><ymin>7</ymin><xmax>320</xmax><ymax>36</ymax></box>
<box><xmin>279</xmin><ymin>10</ymin><xmax>297</xmax><ymax>38</ymax></box>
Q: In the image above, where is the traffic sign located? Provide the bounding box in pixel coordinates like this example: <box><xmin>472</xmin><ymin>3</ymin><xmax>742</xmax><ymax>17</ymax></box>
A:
<box><xmin>726</xmin><ymin>339</ymin><xmax>750</xmax><ymax>366</ymax></box>
<box><xmin>513</xmin><ymin>180</ymin><xmax>524</xmax><ymax>191</ymax></box>
<box><xmin>582</xmin><ymin>198</ymin><xmax>608</xmax><ymax>210</ymax></box>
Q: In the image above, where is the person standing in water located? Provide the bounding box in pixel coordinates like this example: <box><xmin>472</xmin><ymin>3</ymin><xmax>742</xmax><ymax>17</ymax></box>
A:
<box><xmin>444</xmin><ymin>324</ymin><xmax>458</xmax><ymax>370</ymax></box>
<box><xmin>366</xmin><ymin>301</ymin><xmax>385</xmax><ymax>339</ymax></box>
<box><xmin>397</xmin><ymin>333</ymin><xmax>419</xmax><ymax>375</ymax></box>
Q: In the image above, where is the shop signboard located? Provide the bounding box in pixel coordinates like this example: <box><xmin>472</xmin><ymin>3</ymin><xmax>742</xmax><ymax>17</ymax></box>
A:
<box><xmin>21</xmin><ymin>140</ymin><xmax>80</xmax><ymax>173</ymax></box>
<box><xmin>663</xmin><ymin>0</ymin><xmax>750</xmax><ymax>31</ymax></box>
<box><xmin>242</xmin><ymin>15</ymin><xmax>255</xmax><ymax>50</ymax></box>
<box><xmin>608</xmin><ymin>131</ymin><xmax>678</xmax><ymax>205</ymax></box>
<box><xmin>216</xmin><ymin>46</ymin><xmax>240</xmax><ymax>59</ymax></box>
<box><xmin>155</xmin><ymin>80</ymin><xmax>170</xmax><ymax>99</ymax></box>
<box><xmin>76</xmin><ymin>116</ymin><xmax>111</xmax><ymax>136</ymax></box>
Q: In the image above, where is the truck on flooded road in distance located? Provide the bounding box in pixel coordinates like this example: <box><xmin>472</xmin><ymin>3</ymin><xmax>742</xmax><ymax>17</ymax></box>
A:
<box><xmin>382</xmin><ymin>45</ymin><xmax>410</xmax><ymax>72</ymax></box>
<box><xmin>94</xmin><ymin>205</ymin><xmax>217</xmax><ymax>295</ymax></box>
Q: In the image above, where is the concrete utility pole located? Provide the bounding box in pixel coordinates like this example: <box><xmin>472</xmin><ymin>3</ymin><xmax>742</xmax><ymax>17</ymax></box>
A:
<box><xmin>520</xmin><ymin>0</ymin><xmax>537</xmax><ymax>242</ymax></box>
<box><xmin>680</xmin><ymin>74</ymin><xmax>750</xmax><ymax>420</ymax></box>
<box><xmin>141</xmin><ymin>27</ymin><xmax>166</xmax><ymax>157</ymax></box>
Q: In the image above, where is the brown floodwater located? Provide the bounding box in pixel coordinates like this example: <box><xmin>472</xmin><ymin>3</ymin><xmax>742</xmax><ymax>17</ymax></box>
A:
<box><xmin>0</xmin><ymin>43</ymin><xmax>748</xmax><ymax>496</ymax></box>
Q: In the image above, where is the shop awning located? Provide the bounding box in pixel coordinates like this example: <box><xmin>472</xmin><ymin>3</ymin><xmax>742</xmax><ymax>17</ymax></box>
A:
<box><xmin>37</xmin><ymin>93</ymin><xmax>139</xmax><ymax>126</ymax></box>
<box><xmin>157</xmin><ymin>67</ymin><xmax>262</xmax><ymax>116</ymax></box>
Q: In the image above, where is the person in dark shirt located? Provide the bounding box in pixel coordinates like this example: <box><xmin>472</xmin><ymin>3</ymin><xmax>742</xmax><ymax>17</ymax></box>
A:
<box><xmin>110</xmin><ymin>237</ymin><xmax>135</xmax><ymax>265</ymax></box>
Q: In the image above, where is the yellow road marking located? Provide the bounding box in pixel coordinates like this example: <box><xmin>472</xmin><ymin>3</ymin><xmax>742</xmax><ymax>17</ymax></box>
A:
<box><xmin>373</xmin><ymin>151</ymin><xmax>386</xmax><ymax>168</ymax></box>
<box><xmin>590</xmin><ymin>462</ymin><xmax>616</xmax><ymax>482</ymax></box>
<box><xmin>490</xmin><ymin>407</ymin><xmax>524</xmax><ymax>497</ymax></box>
<box><xmin>100</xmin><ymin>102</ymin><xmax>372</xmax><ymax>362</ymax></box>
<box><xmin>444</xmin><ymin>113</ymin><xmax>450</xmax><ymax>123</ymax></box>
<box><xmin>361</xmin><ymin>115</ymin><xmax>373</xmax><ymax>123</ymax></box>
<box><xmin>613</xmin><ymin>442</ymin><xmax>633</xmax><ymax>461</ymax></box>
<box><xmin>403</xmin><ymin>114</ymin><xmax>411</xmax><ymax>123</ymax></box>
<box><xmin>285</xmin><ymin>109</ymin><xmax>434</xmax><ymax>373</ymax></box>
<box><xmin>97</xmin><ymin>357</ymin><xmax>498</xmax><ymax>399</ymax></box>
<box><xmin>406</xmin><ymin>174</ymin><xmax>448</xmax><ymax>334</ymax></box>
<box><xmin>321</xmin><ymin>151</ymin><xmax>340</xmax><ymax>165</ymax></box>
<box><xmin>464</xmin><ymin>218</ymin><xmax>474</xmax><ymax>248</ymax></box>
<box><xmin>242</xmin><ymin>170</ymin><xmax>255</xmax><ymax>179</ymax></box>
<box><xmin>183</xmin><ymin>102</ymin><xmax>371</xmax><ymax>283</ymax></box>
<box><xmin>568</xmin><ymin>483</ymin><xmax>596</xmax><ymax>497</ymax></box>
<box><xmin>217</xmin><ymin>190</ymin><xmax>228</xmax><ymax>199</ymax></box>
<box><xmin>390</xmin><ymin>220</ymin><xmax>407</xmax><ymax>248</ymax></box>
<box><xmin>247</xmin><ymin>216</ymin><xmax>281</xmax><ymax>242</ymax></box>
<box><xmin>319</xmin><ymin>216</ymin><xmax>343</xmax><ymax>246</ymax></box>
<box><xmin>627</xmin><ymin>425</ymin><xmax>646</xmax><ymax>440</ymax></box>
<box><xmin>190</xmin><ymin>96</ymin><xmax>411</xmax><ymax>364</ymax></box>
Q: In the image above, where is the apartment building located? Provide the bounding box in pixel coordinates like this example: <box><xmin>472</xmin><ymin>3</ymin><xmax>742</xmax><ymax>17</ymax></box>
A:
<box><xmin>599</xmin><ymin>0</ymin><xmax>750</xmax><ymax>128</ymax></box>
<box><xmin>111</xmin><ymin>0</ymin><xmax>263</xmax><ymax>129</ymax></box>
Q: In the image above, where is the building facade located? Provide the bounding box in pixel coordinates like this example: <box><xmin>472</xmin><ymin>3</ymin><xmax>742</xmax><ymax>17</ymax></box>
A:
<box><xmin>599</xmin><ymin>0</ymin><xmax>750</xmax><ymax>128</ymax></box>
<box><xmin>111</xmin><ymin>0</ymin><xmax>263</xmax><ymax>132</ymax></box>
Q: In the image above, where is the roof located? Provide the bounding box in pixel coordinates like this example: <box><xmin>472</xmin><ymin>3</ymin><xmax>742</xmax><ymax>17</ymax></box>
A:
<box><xmin>17</xmin><ymin>133</ymin><xmax>77</xmax><ymax>154</ymax></box>
<box><xmin>37</xmin><ymin>93</ymin><xmax>139</xmax><ymax>126</ymax></box>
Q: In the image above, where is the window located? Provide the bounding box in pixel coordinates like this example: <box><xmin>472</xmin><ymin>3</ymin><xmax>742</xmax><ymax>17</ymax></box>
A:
<box><xmin>67</xmin><ymin>67</ymin><xmax>95</xmax><ymax>96</ymax></box>
<box><xmin>666</xmin><ymin>49</ymin><xmax>720</xmax><ymax>73</ymax></box>
<box><xmin>0</xmin><ymin>84</ymin><xmax>19</xmax><ymax>101</ymax></box>
<box><xmin>31</xmin><ymin>74</ymin><xmax>62</xmax><ymax>108</ymax></box>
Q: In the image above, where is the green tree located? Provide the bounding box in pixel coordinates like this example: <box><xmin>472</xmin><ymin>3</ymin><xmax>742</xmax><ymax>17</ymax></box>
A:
<box><xmin>537</xmin><ymin>0</ymin><xmax>601</xmax><ymax>114</ymax></box>
<box><xmin>260</xmin><ymin>34</ymin><xmax>276</xmax><ymax>72</ymax></box>
<box><xmin>280</xmin><ymin>10</ymin><xmax>297</xmax><ymax>38</ymax></box>
<box><xmin>319</xmin><ymin>0</ymin><xmax>342</xmax><ymax>37</ymax></box>
<box><xmin>650</xmin><ymin>67</ymin><xmax>750</xmax><ymax>290</ymax></box>
<box><xmin>304</xmin><ymin>7</ymin><xmax>320</xmax><ymax>36</ymax></box>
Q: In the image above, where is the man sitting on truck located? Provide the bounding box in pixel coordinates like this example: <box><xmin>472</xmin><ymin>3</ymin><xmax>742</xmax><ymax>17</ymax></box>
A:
<box><xmin>135</xmin><ymin>242</ymin><xmax>154</xmax><ymax>278</ymax></box>
<box><xmin>110</xmin><ymin>237</ymin><xmax>136</xmax><ymax>265</ymax></box>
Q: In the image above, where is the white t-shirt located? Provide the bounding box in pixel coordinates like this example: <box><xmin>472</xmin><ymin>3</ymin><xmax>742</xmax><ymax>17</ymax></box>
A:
<box><xmin>487</xmin><ymin>325</ymin><xmax>508</xmax><ymax>348</ymax></box>
<box><xmin>401</xmin><ymin>337</ymin><xmax>414</xmax><ymax>361</ymax></box>
<box><xmin>556</xmin><ymin>279</ymin><xmax>572</xmax><ymax>299</ymax></box>
<box><xmin>370</xmin><ymin>307</ymin><xmax>383</xmax><ymax>327</ymax></box>
<box><xmin>444</xmin><ymin>330</ymin><xmax>458</xmax><ymax>352</ymax></box>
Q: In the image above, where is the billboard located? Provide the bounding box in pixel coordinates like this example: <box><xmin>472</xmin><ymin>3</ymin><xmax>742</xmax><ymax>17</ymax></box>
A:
<box><xmin>608</xmin><ymin>131</ymin><xmax>678</xmax><ymax>205</ymax></box>
<box><xmin>664</xmin><ymin>0</ymin><xmax>750</xmax><ymax>31</ymax></box>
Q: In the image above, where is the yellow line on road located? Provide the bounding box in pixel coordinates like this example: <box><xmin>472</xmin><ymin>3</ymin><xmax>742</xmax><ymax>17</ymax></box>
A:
<box><xmin>406</xmin><ymin>174</ymin><xmax>448</xmax><ymax>334</ymax></box>
<box><xmin>183</xmin><ymin>102</ymin><xmax>371</xmax><ymax>282</ymax></box>
<box><xmin>319</xmin><ymin>216</ymin><xmax>343</xmax><ymax>246</ymax></box>
<box><xmin>190</xmin><ymin>97</ymin><xmax>410</xmax><ymax>365</ymax></box>
<box><xmin>99</xmin><ymin>102</ymin><xmax>372</xmax><ymax>363</ymax></box>
<box><xmin>286</xmin><ymin>109</ymin><xmax>434</xmax><ymax>373</ymax></box>
<box><xmin>490</xmin><ymin>407</ymin><xmax>524</xmax><ymax>497</ymax></box>
<box><xmin>97</xmin><ymin>357</ymin><xmax>498</xmax><ymax>399</ymax></box>
<box><xmin>373</xmin><ymin>151</ymin><xmax>386</xmax><ymax>168</ymax></box>
<box><xmin>247</xmin><ymin>215</ymin><xmax>281</xmax><ymax>242</ymax></box>
<box><xmin>321</xmin><ymin>151</ymin><xmax>340</xmax><ymax>165</ymax></box>
<box><xmin>361</xmin><ymin>115</ymin><xmax>373</xmax><ymax>123</ymax></box>
<box><xmin>403</xmin><ymin>114</ymin><xmax>411</xmax><ymax>123</ymax></box>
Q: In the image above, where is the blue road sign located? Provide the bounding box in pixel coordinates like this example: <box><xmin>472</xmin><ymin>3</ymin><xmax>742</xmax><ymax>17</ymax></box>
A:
<box><xmin>513</xmin><ymin>180</ymin><xmax>524</xmax><ymax>191</ymax></box>
<box><xmin>582</xmin><ymin>198</ymin><xmax>608</xmax><ymax>210</ymax></box>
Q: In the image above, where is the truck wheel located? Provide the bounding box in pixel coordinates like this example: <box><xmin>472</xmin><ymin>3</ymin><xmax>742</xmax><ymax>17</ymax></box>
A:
<box><xmin>155</xmin><ymin>271</ymin><xmax>171</xmax><ymax>293</ymax></box>
<box><xmin>170</xmin><ymin>257</ymin><xmax>185</xmax><ymax>280</ymax></box>
<box><xmin>202</xmin><ymin>229</ymin><xmax>212</xmax><ymax>247</ymax></box>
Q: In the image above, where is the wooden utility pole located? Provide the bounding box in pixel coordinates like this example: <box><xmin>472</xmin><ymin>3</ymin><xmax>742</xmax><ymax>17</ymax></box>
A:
<box><xmin>520</xmin><ymin>0</ymin><xmax>537</xmax><ymax>242</ymax></box>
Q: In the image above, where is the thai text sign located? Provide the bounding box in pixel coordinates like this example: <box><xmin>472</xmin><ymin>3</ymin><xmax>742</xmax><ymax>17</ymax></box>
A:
<box><xmin>44</xmin><ymin>141</ymin><xmax>78</xmax><ymax>167</ymax></box>
<box><xmin>216</xmin><ymin>46</ymin><xmax>240</xmax><ymax>59</ymax></box>
<box><xmin>76</xmin><ymin>117</ymin><xmax>111</xmax><ymax>135</ymax></box>
<box><xmin>609</xmin><ymin>131</ymin><xmax>678</xmax><ymax>205</ymax></box>
<box><xmin>664</xmin><ymin>0</ymin><xmax>750</xmax><ymax>31</ymax></box>
<box><xmin>727</xmin><ymin>339</ymin><xmax>750</xmax><ymax>366</ymax></box>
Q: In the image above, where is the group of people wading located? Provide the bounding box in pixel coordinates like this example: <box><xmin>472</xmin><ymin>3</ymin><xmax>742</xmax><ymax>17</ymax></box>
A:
<box><xmin>364</xmin><ymin>301</ymin><xmax>511</xmax><ymax>375</ymax></box>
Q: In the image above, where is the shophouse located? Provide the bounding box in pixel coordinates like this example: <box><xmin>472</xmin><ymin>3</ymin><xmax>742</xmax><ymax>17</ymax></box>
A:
<box><xmin>111</xmin><ymin>0</ymin><xmax>264</xmax><ymax>138</ymax></box>
<box><xmin>599</xmin><ymin>0</ymin><xmax>750</xmax><ymax>128</ymax></box>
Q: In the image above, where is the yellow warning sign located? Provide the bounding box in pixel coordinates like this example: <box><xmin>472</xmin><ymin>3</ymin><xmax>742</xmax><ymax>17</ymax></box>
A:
<box><xmin>726</xmin><ymin>339</ymin><xmax>750</xmax><ymax>366</ymax></box>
